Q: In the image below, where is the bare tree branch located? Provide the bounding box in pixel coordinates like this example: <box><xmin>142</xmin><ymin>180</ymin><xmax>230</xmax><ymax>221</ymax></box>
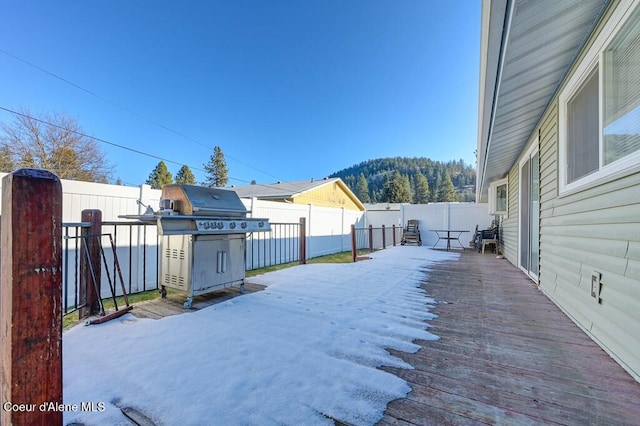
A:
<box><xmin>0</xmin><ymin>108</ymin><xmax>113</xmax><ymax>182</ymax></box>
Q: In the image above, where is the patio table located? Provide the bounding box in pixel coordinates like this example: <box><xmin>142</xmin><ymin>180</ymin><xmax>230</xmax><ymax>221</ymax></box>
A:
<box><xmin>431</xmin><ymin>229</ymin><xmax>468</xmax><ymax>251</ymax></box>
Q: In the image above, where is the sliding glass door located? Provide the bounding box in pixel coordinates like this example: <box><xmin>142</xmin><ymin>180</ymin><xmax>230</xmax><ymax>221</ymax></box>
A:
<box><xmin>520</xmin><ymin>145</ymin><xmax>539</xmax><ymax>280</ymax></box>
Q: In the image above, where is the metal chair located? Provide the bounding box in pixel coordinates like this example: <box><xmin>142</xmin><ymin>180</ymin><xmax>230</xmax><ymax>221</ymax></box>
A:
<box><xmin>469</xmin><ymin>224</ymin><xmax>479</xmax><ymax>249</ymax></box>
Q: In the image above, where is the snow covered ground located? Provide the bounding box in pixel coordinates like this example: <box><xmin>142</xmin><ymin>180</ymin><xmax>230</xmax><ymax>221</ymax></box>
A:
<box><xmin>63</xmin><ymin>246</ymin><xmax>458</xmax><ymax>425</ymax></box>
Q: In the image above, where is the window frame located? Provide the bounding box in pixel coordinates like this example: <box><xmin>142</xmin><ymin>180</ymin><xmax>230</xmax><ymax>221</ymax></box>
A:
<box><xmin>558</xmin><ymin>0</ymin><xmax>640</xmax><ymax>196</ymax></box>
<box><xmin>488</xmin><ymin>177</ymin><xmax>508</xmax><ymax>216</ymax></box>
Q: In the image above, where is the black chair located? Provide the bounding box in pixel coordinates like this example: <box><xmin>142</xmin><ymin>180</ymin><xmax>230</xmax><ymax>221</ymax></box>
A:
<box><xmin>478</xmin><ymin>227</ymin><xmax>499</xmax><ymax>254</ymax></box>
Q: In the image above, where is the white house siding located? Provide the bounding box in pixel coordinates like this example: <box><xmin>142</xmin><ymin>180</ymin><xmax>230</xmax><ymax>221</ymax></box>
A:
<box><xmin>534</xmin><ymin>9</ymin><xmax>640</xmax><ymax>379</ymax></box>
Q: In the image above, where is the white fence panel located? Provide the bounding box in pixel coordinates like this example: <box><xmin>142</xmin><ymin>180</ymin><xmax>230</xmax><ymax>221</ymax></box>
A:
<box><xmin>400</xmin><ymin>203</ymin><xmax>489</xmax><ymax>248</ymax></box>
<box><xmin>242</xmin><ymin>198</ymin><xmax>366</xmax><ymax>262</ymax></box>
<box><xmin>364</xmin><ymin>206</ymin><xmax>403</xmax><ymax>229</ymax></box>
<box><xmin>2</xmin><ymin>173</ymin><xmax>492</xmax><ymax>303</ymax></box>
<box><xmin>1</xmin><ymin>173</ymin><xmax>161</xmax><ymax>296</ymax></box>
<box><xmin>0</xmin><ymin>172</ymin><xmax>161</xmax><ymax>221</ymax></box>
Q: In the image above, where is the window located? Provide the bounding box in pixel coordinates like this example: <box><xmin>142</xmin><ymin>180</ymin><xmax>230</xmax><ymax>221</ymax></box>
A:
<box><xmin>603</xmin><ymin>11</ymin><xmax>640</xmax><ymax>164</ymax></box>
<box><xmin>559</xmin><ymin>1</ymin><xmax>640</xmax><ymax>194</ymax></box>
<box><xmin>567</xmin><ymin>68</ymin><xmax>599</xmax><ymax>183</ymax></box>
<box><xmin>489</xmin><ymin>178</ymin><xmax>508</xmax><ymax>215</ymax></box>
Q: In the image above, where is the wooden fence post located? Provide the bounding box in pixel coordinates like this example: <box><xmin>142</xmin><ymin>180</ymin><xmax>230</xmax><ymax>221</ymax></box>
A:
<box><xmin>382</xmin><ymin>224</ymin><xmax>386</xmax><ymax>249</ymax></box>
<box><xmin>368</xmin><ymin>225</ymin><xmax>374</xmax><ymax>253</ymax></box>
<box><xmin>392</xmin><ymin>224</ymin><xmax>397</xmax><ymax>246</ymax></box>
<box><xmin>299</xmin><ymin>217</ymin><xmax>307</xmax><ymax>265</ymax></box>
<box><xmin>79</xmin><ymin>209</ymin><xmax>103</xmax><ymax>319</ymax></box>
<box><xmin>351</xmin><ymin>224</ymin><xmax>356</xmax><ymax>262</ymax></box>
<box><xmin>1</xmin><ymin>169</ymin><xmax>63</xmax><ymax>425</ymax></box>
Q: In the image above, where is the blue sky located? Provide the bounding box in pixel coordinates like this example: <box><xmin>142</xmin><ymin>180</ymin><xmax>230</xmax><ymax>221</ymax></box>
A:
<box><xmin>1</xmin><ymin>1</ymin><xmax>481</xmax><ymax>187</ymax></box>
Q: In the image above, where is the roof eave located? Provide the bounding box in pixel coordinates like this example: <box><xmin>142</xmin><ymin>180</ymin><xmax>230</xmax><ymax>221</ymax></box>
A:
<box><xmin>477</xmin><ymin>0</ymin><xmax>509</xmax><ymax>202</ymax></box>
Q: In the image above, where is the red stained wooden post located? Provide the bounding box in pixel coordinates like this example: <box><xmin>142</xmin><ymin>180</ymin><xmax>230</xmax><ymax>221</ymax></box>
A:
<box><xmin>299</xmin><ymin>217</ymin><xmax>307</xmax><ymax>265</ymax></box>
<box><xmin>79</xmin><ymin>209</ymin><xmax>102</xmax><ymax>318</ymax></box>
<box><xmin>368</xmin><ymin>225</ymin><xmax>374</xmax><ymax>253</ymax></box>
<box><xmin>351</xmin><ymin>224</ymin><xmax>356</xmax><ymax>262</ymax></box>
<box><xmin>382</xmin><ymin>224</ymin><xmax>386</xmax><ymax>249</ymax></box>
<box><xmin>0</xmin><ymin>169</ymin><xmax>63</xmax><ymax>425</ymax></box>
<box><xmin>392</xmin><ymin>224</ymin><xmax>397</xmax><ymax>246</ymax></box>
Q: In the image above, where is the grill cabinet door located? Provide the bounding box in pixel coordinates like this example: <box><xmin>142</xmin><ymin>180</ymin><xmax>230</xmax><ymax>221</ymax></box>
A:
<box><xmin>160</xmin><ymin>235</ymin><xmax>191</xmax><ymax>292</ymax></box>
<box><xmin>191</xmin><ymin>234</ymin><xmax>245</xmax><ymax>293</ymax></box>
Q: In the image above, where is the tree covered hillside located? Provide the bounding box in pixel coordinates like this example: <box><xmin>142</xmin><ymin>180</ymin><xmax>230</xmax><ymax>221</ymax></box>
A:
<box><xmin>330</xmin><ymin>157</ymin><xmax>476</xmax><ymax>203</ymax></box>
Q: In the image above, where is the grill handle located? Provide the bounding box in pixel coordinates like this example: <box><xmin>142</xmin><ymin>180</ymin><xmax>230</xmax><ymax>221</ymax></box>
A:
<box><xmin>216</xmin><ymin>251</ymin><xmax>227</xmax><ymax>274</ymax></box>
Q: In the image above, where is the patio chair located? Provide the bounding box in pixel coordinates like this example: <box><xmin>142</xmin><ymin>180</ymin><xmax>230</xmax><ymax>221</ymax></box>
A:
<box><xmin>401</xmin><ymin>219</ymin><xmax>422</xmax><ymax>246</ymax></box>
<box><xmin>469</xmin><ymin>224</ymin><xmax>479</xmax><ymax>248</ymax></box>
<box><xmin>478</xmin><ymin>227</ymin><xmax>499</xmax><ymax>254</ymax></box>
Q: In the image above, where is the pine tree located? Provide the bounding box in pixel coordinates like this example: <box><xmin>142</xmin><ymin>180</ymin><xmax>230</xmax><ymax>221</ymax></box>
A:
<box><xmin>175</xmin><ymin>165</ymin><xmax>196</xmax><ymax>185</ymax></box>
<box><xmin>355</xmin><ymin>173</ymin><xmax>371</xmax><ymax>203</ymax></box>
<box><xmin>437</xmin><ymin>172</ymin><xmax>457</xmax><ymax>202</ymax></box>
<box><xmin>146</xmin><ymin>161</ymin><xmax>173</xmax><ymax>189</ymax></box>
<box><xmin>430</xmin><ymin>173</ymin><xmax>441</xmax><ymax>202</ymax></box>
<box><xmin>413</xmin><ymin>171</ymin><xmax>430</xmax><ymax>204</ymax></box>
<box><xmin>383</xmin><ymin>171</ymin><xmax>412</xmax><ymax>203</ymax></box>
<box><xmin>203</xmin><ymin>146</ymin><xmax>229</xmax><ymax>187</ymax></box>
<box><xmin>0</xmin><ymin>145</ymin><xmax>14</xmax><ymax>172</ymax></box>
<box><xmin>20</xmin><ymin>153</ymin><xmax>37</xmax><ymax>168</ymax></box>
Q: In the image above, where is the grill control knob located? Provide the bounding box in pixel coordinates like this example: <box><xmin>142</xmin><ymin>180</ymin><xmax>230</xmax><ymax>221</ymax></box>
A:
<box><xmin>230</xmin><ymin>222</ymin><xmax>236</xmax><ymax>229</ymax></box>
<box><xmin>241</xmin><ymin>222</ymin><xmax>247</xmax><ymax>229</ymax></box>
<box><xmin>258</xmin><ymin>221</ymin><xmax>264</xmax><ymax>228</ymax></box>
<box><xmin>217</xmin><ymin>221</ymin><xmax>224</xmax><ymax>229</ymax></box>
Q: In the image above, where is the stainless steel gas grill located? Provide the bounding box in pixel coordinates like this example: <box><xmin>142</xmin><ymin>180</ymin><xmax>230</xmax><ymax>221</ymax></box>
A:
<box><xmin>125</xmin><ymin>184</ymin><xmax>270</xmax><ymax>308</ymax></box>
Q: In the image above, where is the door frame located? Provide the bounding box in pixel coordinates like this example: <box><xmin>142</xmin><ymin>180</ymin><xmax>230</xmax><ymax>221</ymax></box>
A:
<box><xmin>518</xmin><ymin>140</ymin><xmax>540</xmax><ymax>282</ymax></box>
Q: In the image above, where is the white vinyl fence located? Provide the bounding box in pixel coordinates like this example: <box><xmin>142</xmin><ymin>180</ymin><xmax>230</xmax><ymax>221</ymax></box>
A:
<box><xmin>364</xmin><ymin>202</ymin><xmax>491</xmax><ymax>249</ymax></box>
<box><xmin>0</xmin><ymin>174</ymin><xmax>368</xmax><ymax>301</ymax></box>
<box><xmin>1</xmin><ymin>172</ymin><xmax>493</xmax><ymax>306</ymax></box>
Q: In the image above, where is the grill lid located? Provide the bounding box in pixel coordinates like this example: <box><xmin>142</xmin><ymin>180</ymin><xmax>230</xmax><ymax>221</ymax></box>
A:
<box><xmin>161</xmin><ymin>184</ymin><xmax>247</xmax><ymax>217</ymax></box>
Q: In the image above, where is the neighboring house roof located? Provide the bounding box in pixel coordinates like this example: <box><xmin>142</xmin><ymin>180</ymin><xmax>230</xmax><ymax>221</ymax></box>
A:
<box><xmin>476</xmin><ymin>0</ymin><xmax>609</xmax><ymax>201</ymax></box>
<box><xmin>229</xmin><ymin>177</ymin><xmax>366</xmax><ymax>211</ymax></box>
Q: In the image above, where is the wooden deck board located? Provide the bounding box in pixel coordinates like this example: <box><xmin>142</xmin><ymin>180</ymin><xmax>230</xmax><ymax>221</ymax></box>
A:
<box><xmin>121</xmin><ymin>252</ymin><xmax>640</xmax><ymax>425</ymax></box>
<box><xmin>130</xmin><ymin>282</ymin><xmax>266</xmax><ymax>319</ymax></box>
<box><xmin>381</xmin><ymin>250</ymin><xmax>640</xmax><ymax>426</ymax></box>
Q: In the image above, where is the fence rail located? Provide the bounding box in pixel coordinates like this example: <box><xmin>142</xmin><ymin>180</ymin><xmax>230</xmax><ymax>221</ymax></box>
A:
<box><xmin>246</xmin><ymin>222</ymin><xmax>302</xmax><ymax>270</ymax></box>
<box><xmin>61</xmin><ymin>218</ymin><xmax>304</xmax><ymax>315</ymax></box>
<box><xmin>61</xmin><ymin>221</ymin><xmax>158</xmax><ymax>315</ymax></box>
<box><xmin>350</xmin><ymin>224</ymin><xmax>403</xmax><ymax>262</ymax></box>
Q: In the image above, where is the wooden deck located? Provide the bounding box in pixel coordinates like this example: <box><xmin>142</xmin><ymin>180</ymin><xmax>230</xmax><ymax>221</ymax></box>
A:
<box><xmin>130</xmin><ymin>282</ymin><xmax>266</xmax><ymax>319</ymax></box>
<box><xmin>379</xmin><ymin>250</ymin><xmax>640</xmax><ymax>426</ymax></box>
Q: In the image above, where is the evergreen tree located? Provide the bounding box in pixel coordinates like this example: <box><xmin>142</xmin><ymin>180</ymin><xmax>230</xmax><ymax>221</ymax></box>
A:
<box><xmin>413</xmin><ymin>171</ymin><xmax>430</xmax><ymax>204</ymax></box>
<box><xmin>430</xmin><ymin>173</ymin><xmax>441</xmax><ymax>202</ymax></box>
<box><xmin>203</xmin><ymin>146</ymin><xmax>229</xmax><ymax>187</ymax></box>
<box><xmin>0</xmin><ymin>145</ymin><xmax>14</xmax><ymax>172</ymax></box>
<box><xmin>20</xmin><ymin>152</ymin><xmax>37</xmax><ymax>168</ymax></box>
<box><xmin>328</xmin><ymin>156</ymin><xmax>476</xmax><ymax>203</ymax></box>
<box><xmin>175</xmin><ymin>165</ymin><xmax>196</xmax><ymax>184</ymax></box>
<box><xmin>355</xmin><ymin>173</ymin><xmax>371</xmax><ymax>203</ymax></box>
<box><xmin>437</xmin><ymin>172</ymin><xmax>457</xmax><ymax>202</ymax></box>
<box><xmin>344</xmin><ymin>174</ymin><xmax>356</xmax><ymax>189</ymax></box>
<box><xmin>146</xmin><ymin>161</ymin><xmax>173</xmax><ymax>189</ymax></box>
<box><xmin>383</xmin><ymin>171</ymin><xmax>412</xmax><ymax>203</ymax></box>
